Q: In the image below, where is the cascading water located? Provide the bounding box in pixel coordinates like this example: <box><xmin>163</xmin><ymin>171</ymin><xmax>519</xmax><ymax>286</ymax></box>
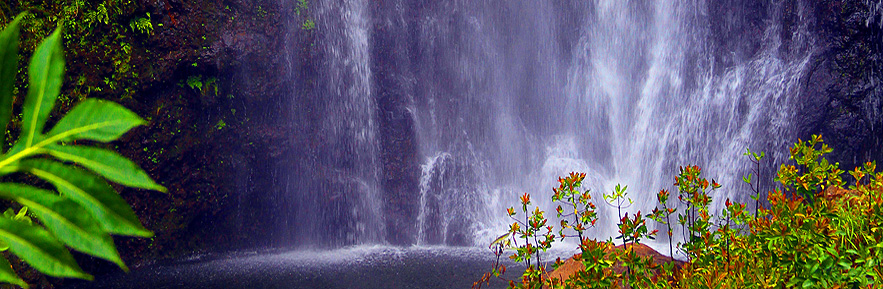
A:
<box><xmin>279</xmin><ymin>0</ymin><xmax>385</xmax><ymax>246</ymax></box>
<box><xmin>566</xmin><ymin>1</ymin><xmax>813</xmax><ymax>246</ymax></box>
<box><xmin>286</xmin><ymin>0</ymin><xmax>819</xmax><ymax>250</ymax></box>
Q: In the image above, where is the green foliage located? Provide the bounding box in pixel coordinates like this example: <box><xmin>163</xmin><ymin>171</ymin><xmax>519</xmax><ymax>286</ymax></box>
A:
<box><xmin>618</xmin><ymin>211</ymin><xmax>656</xmax><ymax>245</ymax></box>
<box><xmin>0</xmin><ymin>14</ymin><xmax>23</xmax><ymax>152</ymax></box>
<box><xmin>302</xmin><ymin>19</ymin><xmax>316</xmax><ymax>31</ymax></box>
<box><xmin>186</xmin><ymin>75</ymin><xmax>203</xmax><ymax>93</ymax></box>
<box><xmin>256</xmin><ymin>6</ymin><xmax>268</xmax><ymax>19</ymax></box>
<box><xmin>214</xmin><ymin>119</ymin><xmax>226</xmax><ymax>130</ymax></box>
<box><xmin>185</xmin><ymin>75</ymin><xmax>218</xmax><ymax>97</ymax></box>
<box><xmin>562</xmin><ymin>239</ymin><xmax>617</xmax><ymax>288</ymax></box>
<box><xmin>294</xmin><ymin>0</ymin><xmax>315</xmax><ymax>31</ymax></box>
<box><xmin>7</xmin><ymin>0</ymin><xmax>144</xmax><ymax>105</ymax></box>
<box><xmin>296</xmin><ymin>0</ymin><xmax>309</xmax><ymax>14</ymax></box>
<box><xmin>479</xmin><ymin>135</ymin><xmax>883</xmax><ymax>289</ymax></box>
<box><xmin>507</xmin><ymin>192</ymin><xmax>555</xmax><ymax>288</ymax></box>
<box><xmin>776</xmin><ymin>135</ymin><xmax>844</xmax><ymax>203</ymax></box>
<box><xmin>0</xmin><ymin>14</ymin><xmax>163</xmax><ymax>287</ymax></box>
<box><xmin>129</xmin><ymin>13</ymin><xmax>153</xmax><ymax>36</ymax></box>
<box><xmin>647</xmin><ymin>189</ymin><xmax>676</xmax><ymax>259</ymax></box>
<box><xmin>1</xmin><ymin>207</ymin><xmax>33</xmax><ymax>228</ymax></box>
<box><xmin>603</xmin><ymin>184</ymin><xmax>633</xmax><ymax>245</ymax></box>
<box><xmin>605</xmin><ymin>184</ymin><xmax>658</xmax><ymax>287</ymax></box>
<box><xmin>743</xmin><ymin>147</ymin><xmax>765</xmax><ymax>215</ymax></box>
<box><xmin>84</xmin><ymin>3</ymin><xmax>110</xmax><ymax>29</ymax></box>
<box><xmin>674</xmin><ymin>165</ymin><xmax>720</xmax><ymax>262</ymax></box>
<box><xmin>66</xmin><ymin>2</ymin><xmax>110</xmax><ymax>41</ymax></box>
<box><xmin>552</xmin><ymin>172</ymin><xmax>597</xmax><ymax>244</ymax></box>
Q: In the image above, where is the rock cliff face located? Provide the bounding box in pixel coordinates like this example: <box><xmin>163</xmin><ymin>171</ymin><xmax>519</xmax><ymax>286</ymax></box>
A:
<box><xmin>114</xmin><ymin>0</ymin><xmax>298</xmax><ymax>259</ymax></box>
<box><xmin>802</xmin><ymin>1</ymin><xmax>883</xmax><ymax>171</ymax></box>
<box><xmin>369</xmin><ymin>0</ymin><xmax>422</xmax><ymax>246</ymax></box>
<box><xmin>702</xmin><ymin>0</ymin><xmax>883</xmax><ymax>172</ymax></box>
<box><xmin>3</xmin><ymin>0</ymin><xmax>306</xmax><ymax>286</ymax></box>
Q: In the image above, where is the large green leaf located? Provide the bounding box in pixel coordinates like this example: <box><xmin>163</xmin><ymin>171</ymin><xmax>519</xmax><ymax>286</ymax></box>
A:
<box><xmin>46</xmin><ymin>98</ymin><xmax>145</xmax><ymax>143</ymax></box>
<box><xmin>0</xmin><ymin>182</ymin><xmax>126</xmax><ymax>270</ymax></box>
<box><xmin>0</xmin><ymin>255</ymin><xmax>27</xmax><ymax>288</ymax></box>
<box><xmin>19</xmin><ymin>25</ymin><xmax>64</xmax><ymax>148</ymax></box>
<box><xmin>0</xmin><ymin>16</ymin><xmax>158</xmax><ymax>286</ymax></box>
<box><xmin>0</xmin><ymin>208</ymin><xmax>34</xmax><ymax>250</ymax></box>
<box><xmin>44</xmin><ymin>144</ymin><xmax>165</xmax><ymax>192</ymax></box>
<box><xmin>0</xmin><ymin>13</ymin><xmax>26</xmax><ymax>153</ymax></box>
<box><xmin>0</xmin><ymin>216</ymin><xmax>90</xmax><ymax>280</ymax></box>
<box><xmin>21</xmin><ymin>159</ymin><xmax>153</xmax><ymax>237</ymax></box>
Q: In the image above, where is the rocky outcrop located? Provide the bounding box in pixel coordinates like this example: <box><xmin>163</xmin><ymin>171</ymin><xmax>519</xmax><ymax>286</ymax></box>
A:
<box><xmin>700</xmin><ymin>0</ymin><xmax>882</xmax><ymax>172</ymax></box>
<box><xmin>546</xmin><ymin>243</ymin><xmax>684</xmax><ymax>285</ymax></box>
<box><xmin>370</xmin><ymin>0</ymin><xmax>422</xmax><ymax>246</ymax></box>
<box><xmin>119</xmin><ymin>0</ymin><xmax>299</xmax><ymax>257</ymax></box>
<box><xmin>2</xmin><ymin>0</ymin><xmax>311</xmax><ymax>286</ymax></box>
<box><xmin>798</xmin><ymin>1</ymin><xmax>883</xmax><ymax>170</ymax></box>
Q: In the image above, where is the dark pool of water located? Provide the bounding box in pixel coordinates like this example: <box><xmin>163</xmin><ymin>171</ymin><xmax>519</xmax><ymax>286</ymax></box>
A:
<box><xmin>63</xmin><ymin>246</ymin><xmax>571</xmax><ymax>289</ymax></box>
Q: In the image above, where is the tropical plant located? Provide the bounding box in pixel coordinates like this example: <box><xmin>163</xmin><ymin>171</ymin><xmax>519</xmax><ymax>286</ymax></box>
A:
<box><xmin>129</xmin><ymin>12</ymin><xmax>153</xmax><ymax>36</ymax></box>
<box><xmin>507</xmin><ymin>192</ymin><xmax>556</xmax><ymax>288</ymax></box>
<box><xmin>776</xmin><ymin>134</ymin><xmax>843</xmax><ymax>203</ymax></box>
<box><xmin>674</xmin><ymin>165</ymin><xmax>720</xmax><ymax>262</ymax></box>
<box><xmin>743</xmin><ymin>148</ymin><xmax>765</xmax><ymax>214</ymax></box>
<box><xmin>549</xmin><ymin>173</ymin><xmax>619</xmax><ymax>289</ymax></box>
<box><xmin>0</xmin><ymin>14</ymin><xmax>164</xmax><ymax>287</ymax></box>
<box><xmin>552</xmin><ymin>172</ymin><xmax>597</xmax><ymax>248</ymax></box>
<box><xmin>647</xmin><ymin>189</ymin><xmax>676</xmax><ymax>259</ymax></box>
<box><xmin>603</xmin><ymin>184</ymin><xmax>631</xmax><ymax>247</ymax></box>
<box><xmin>479</xmin><ymin>136</ymin><xmax>883</xmax><ymax>289</ymax></box>
<box><xmin>604</xmin><ymin>184</ymin><xmax>659</xmax><ymax>287</ymax></box>
<box><xmin>750</xmin><ymin>135</ymin><xmax>880</xmax><ymax>288</ymax></box>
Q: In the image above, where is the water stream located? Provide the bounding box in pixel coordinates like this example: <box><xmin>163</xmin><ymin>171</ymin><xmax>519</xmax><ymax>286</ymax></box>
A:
<box><xmin>286</xmin><ymin>0</ymin><xmax>815</xmax><ymax>250</ymax></box>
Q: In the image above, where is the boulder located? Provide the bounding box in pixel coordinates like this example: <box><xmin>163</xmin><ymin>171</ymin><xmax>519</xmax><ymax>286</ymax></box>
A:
<box><xmin>545</xmin><ymin>243</ymin><xmax>684</xmax><ymax>285</ymax></box>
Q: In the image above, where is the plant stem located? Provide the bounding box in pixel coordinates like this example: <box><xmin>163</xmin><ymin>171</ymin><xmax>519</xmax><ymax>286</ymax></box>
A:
<box><xmin>617</xmin><ymin>200</ymin><xmax>632</xmax><ymax>281</ymax></box>
<box><xmin>524</xmin><ymin>212</ymin><xmax>530</xmax><ymax>269</ymax></box>
<box><xmin>666</xmin><ymin>209</ymin><xmax>673</xmax><ymax>259</ymax></box>
<box><xmin>755</xmin><ymin>158</ymin><xmax>761</xmax><ymax>215</ymax></box>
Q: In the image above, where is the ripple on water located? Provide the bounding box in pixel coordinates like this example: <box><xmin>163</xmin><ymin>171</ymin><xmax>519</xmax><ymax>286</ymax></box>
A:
<box><xmin>65</xmin><ymin>245</ymin><xmax>580</xmax><ymax>289</ymax></box>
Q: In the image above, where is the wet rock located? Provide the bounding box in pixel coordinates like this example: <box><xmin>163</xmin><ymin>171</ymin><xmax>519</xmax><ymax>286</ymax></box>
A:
<box><xmin>445</xmin><ymin>216</ymin><xmax>473</xmax><ymax>247</ymax></box>
<box><xmin>793</xmin><ymin>0</ymin><xmax>883</xmax><ymax>170</ymax></box>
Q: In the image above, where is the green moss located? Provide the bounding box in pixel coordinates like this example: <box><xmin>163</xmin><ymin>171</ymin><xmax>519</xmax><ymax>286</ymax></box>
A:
<box><xmin>294</xmin><ymin>0</ymin><xmax>315</xmax><ymax>31</ymax></box>
<box><xmin>1</xmin><ymin>0</ymin><xmax>145</xmax><ymax>110</ymax></box>
<box><xmin>129</xmin><ymin>12</ymin><xmax>152</xmax><ymax>36</ymax></box>
<box><xmin>214</xmin><ymin>119</ymin><xmax>226</xmax><ymax>130</ymax></box>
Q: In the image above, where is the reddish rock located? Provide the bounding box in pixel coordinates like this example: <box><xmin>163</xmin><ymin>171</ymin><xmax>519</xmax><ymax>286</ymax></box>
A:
<box><xmin>822</xmin><ymin>186</ymin><xmax>864</xmax><ymax>208</ymax></box>
<box><xmin>546</xmin><ymin>243</ymin><xmax>684</xmax><ymax>286</ymax></box>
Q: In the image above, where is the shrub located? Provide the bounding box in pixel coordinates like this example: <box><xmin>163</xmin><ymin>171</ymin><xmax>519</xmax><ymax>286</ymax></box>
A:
<box><xmin>478</xmin><ymin>135</ymin><xmax>883</xmax><ymax>289</ymax></box>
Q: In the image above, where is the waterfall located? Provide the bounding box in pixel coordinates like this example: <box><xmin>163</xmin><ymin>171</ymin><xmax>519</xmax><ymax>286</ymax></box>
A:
<box><xmin>284</xmin><ymin>0</ymin><xmax>818</xmax><ymax>249</ymax></box>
